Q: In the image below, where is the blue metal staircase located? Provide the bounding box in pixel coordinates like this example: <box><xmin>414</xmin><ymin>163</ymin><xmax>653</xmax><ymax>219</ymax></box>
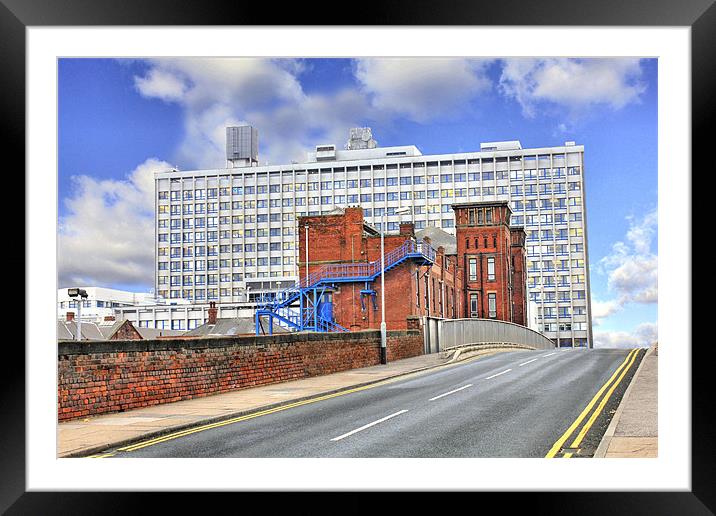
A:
<box><xmin>255</xmin><ymin>239</ymin><xmax>436</xmax><ymax>334</ymax></box>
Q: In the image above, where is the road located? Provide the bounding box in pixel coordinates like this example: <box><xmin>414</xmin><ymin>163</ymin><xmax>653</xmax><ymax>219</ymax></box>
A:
<box><xmin>106</xmin><ymin>348</ymin><xmax>640</xmax><ymax>458</ymax></box>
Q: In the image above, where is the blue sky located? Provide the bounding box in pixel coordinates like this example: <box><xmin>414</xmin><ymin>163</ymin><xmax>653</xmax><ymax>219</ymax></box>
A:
<box><xmin>58</xmin><ymin>57</ymin><xmax>658</xmax><ymax>347</ymax></box>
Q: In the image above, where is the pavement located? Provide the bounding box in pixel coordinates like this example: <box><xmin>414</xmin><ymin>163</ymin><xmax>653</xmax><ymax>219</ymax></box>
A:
<box><xmin>595</xmin><ymin>342</ymin><xmax>658</xmax><ymax>458</ymax></box>
<box><xmin>58</xmin><ymin>351</ymin><xmax>454</xmax><ymax>457</ymax></box>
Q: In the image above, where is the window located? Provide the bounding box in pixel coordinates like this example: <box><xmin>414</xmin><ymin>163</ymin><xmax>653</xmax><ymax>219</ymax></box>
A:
<box><xmin>469</xmin><ymin>258</ymin><xmax>477</xmax><ymax>281</ymax></box>
<box><xmin>415</xmin><ymin>272</ymin><xmax>420</xmax><ymax>307</ymax></box>
<box><xmin>488</xmin><ymin>293</ymin><xmax>497</xmax><ymax>318</ymax></box>
<box><xmin>487</xmin><ymin>257</ymin><xmax>495</xmax><ymax>281</ymax></box>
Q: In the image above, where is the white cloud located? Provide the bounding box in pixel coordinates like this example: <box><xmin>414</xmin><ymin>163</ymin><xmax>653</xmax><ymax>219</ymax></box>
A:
<box><xmin>593</xmin><ymin>322</ymin><xmax>657</xmax><ymax>349</ymax></box>
<box><xmin>591</xmin><ymin>208</ymin><xmax>657</xmax><ymax>328</ymax></box>
<box><xmin>134</xmin><ymin>67</ymin><xmax>188</xmax><ymax>102</ymax></box>
<box><xmin>58</xmin><ymin>158</ymin><xmax>172</xmax><ymax>289</ymax></box>
<box><xmin>354</xmin><ymin>58</ymin><xmax>492</xmax><ymax>123</ymax></box>
<box><xmin>600</xmin><ymin>209</ymin><xmax>658</xmax><ymax>304</ymax></box>
<box><xmin>499</xmin><ymin>58</ymin><xmax>647</xmax><ymax>118</ymax></box>
<box><xmin>590</xmin><ymin>299</ymin><xmax>622</xmax><ymax>326</ymax></box>
<box><xmin>133</xmin><ymin>58</ymin><xmax>375</xmax><ymax>168</ymax></box>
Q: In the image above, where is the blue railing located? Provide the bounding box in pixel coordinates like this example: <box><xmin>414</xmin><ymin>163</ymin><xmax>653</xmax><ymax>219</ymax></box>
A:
<box><xmin>256</xmin><ymin>239</ymin><xmax>436</xmax><ymax>334</ymax></box>
<box><xmin>259</xmin><ymin>239</ymin><xmax>434</xmax><ymax>309</ymax></box>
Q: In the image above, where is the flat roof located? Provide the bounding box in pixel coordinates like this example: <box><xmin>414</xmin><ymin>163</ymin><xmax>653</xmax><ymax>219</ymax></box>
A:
<box><xmin>155</xmin><ymin>142</ymin><xmax>584</xmax><ymax>177</ymax></box>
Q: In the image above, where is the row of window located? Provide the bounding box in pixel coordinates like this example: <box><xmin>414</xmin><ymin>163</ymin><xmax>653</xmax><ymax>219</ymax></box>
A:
<box><xmin>527</xmin><ymin>259</ymin><xmax>585</xmax><ymax>270</ymax></box>
<box><xmin>543</xmin><ymin>322</ymin><xmax>589</xmax><ymax>332</ymax></box>
<box><xmin>158</xmin><ymin>167</ymin><xmax>582</xmax><ymax>199</ymax></box>
<box><xmin>468</xmin><ymin>292</ymin><xmax>497</xmax><ymax>319</ymax></box>
<box><xmin>529</xmin><ymin>276</ymin><xmax>586</xmax><ymax>287</ymax></box>
<box><xmin>158</xmin><ymin>256</ymin><xmax>296</xmax><ymax>271</ymax></box>
<box><xmin>467</xmin><ymin>257</ymin><xmax>496</xmax><ymax>282</ymax></box>
<box><xmin>59</xmin><ymin>300</ymin><xmax>127</xmax><ymax>308</ymax></box>
<box><xmin>157</xmin><ymin>187</ymin><xmax>582</xmax><ymax>216</ymax></box>
<box><xmin>156</xmin><ymin>210</ymin><xmax>584</xmax><ymax>238</ymax></box>
<box><xmin>526</xmin><ymin>228</ymin><xmax>583</xmax><ymax>240</ymax></box>
<box><xmin>137</xmin><ymin>319</ymin><xmax>203</xmax><ymax>330</ymax></box>
<box><xmin>532</xmin><ymin>290</ymin><xmax>587</xmax><ymax>300</ymax></box>
<box><xmin>540</xmin><ymin>307</ymin><xmax>580</xmax><ymax>318</ymax></box>
<box><xmin>527</xmin><ymin>243</ymin><xmax>584</xmax><ymax>255</ymax></box>
<box><xmin>528</xmin><ymin>291</ymin><xmax>584</xmax><ymax>302</ymax></box>
<box><xmin>156</xmin><ymin>288</ymin><xmax>279</xmax><ymax>301</ymax></box>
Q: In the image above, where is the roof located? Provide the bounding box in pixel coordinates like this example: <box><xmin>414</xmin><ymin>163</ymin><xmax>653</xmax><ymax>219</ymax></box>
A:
<box><xmin>135</xmin><ymin>327</ymin><xmax>186</xmax><ymax>340</ymax></box>
<box><xmin>362</xmin><ymin>222</ymin><xmax>380</xmax><ymax>236</ymax></box>
<box><xmin>57</xmin><ymin>320</ymin><xmax>106</xmax><ymax>341</ymax></box>
<box><xmin>451</xmin><ymin>200</ymin><xmax>511</xmax><ymax>210</ymax></box>
<box><xmin>184</xmin><ymin>317</ymin><xmax>289</xmax><ymax>337</ymax></box>
<box><xmin>58</xmin><ymin>318</ymin><xmax>149</xmax><ymax>341</ymax></box>
<box><xmin>97</xmin><ymin>320</ymin><xmax>125</xmax><ymax>339</ymax></box>
<box><xmin>415</xmin><ymin>227</ymin><xmax>457</xmax><ymax>255</ymax></box>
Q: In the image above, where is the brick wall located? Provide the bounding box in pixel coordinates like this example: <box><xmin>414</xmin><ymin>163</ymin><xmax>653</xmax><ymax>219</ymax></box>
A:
<box><xmin>58</xmin><ymin>329</ymin><xmax>424</xmax><ymax>422</ymax></box>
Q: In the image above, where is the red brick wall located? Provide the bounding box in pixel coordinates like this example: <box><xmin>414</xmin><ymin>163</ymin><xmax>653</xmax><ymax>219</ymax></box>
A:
<box><xmin>57</xmin><ymin>329</ymin><xmax>424</xmax><ymax>422</ymax></box>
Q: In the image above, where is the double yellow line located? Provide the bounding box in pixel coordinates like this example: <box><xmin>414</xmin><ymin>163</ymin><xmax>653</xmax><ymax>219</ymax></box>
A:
<box><xmin>545</xmin><ymin>348</ymin><xmax>640</xmax><ymax>458</ymax></box>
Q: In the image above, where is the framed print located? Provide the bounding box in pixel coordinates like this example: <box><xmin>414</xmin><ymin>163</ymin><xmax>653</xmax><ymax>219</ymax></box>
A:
<box><xmin>6</xmin><ymin>0</ymin><xmax>709</xmax><ymax>512</ymax></box>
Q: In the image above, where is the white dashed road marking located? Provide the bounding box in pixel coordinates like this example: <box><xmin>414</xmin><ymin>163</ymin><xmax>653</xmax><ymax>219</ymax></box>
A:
<box><xmin>429</xmin><ymin>384</ymin><xmax>473</xmax><ymax>401</ymax></box>
<box><xmin>330</xmin><ymin>410</ymin><xmax>409</xmax><ymax>442</ymax></box>
<box><xmin>485</xmin><ymin>369</ymin><xmax>512</xmax><ymax>380</ymax></box>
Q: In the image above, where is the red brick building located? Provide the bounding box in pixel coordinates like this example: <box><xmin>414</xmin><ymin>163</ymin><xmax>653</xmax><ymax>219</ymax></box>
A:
<box><xmin>298</xmin><ymin>207</ymin><xmax>463</xmax><ymax>331</ymax></box>
<box><xmin>452</xmin><ymin>201</ymin><xmax>527</xmax><ymax>325</ymax></box>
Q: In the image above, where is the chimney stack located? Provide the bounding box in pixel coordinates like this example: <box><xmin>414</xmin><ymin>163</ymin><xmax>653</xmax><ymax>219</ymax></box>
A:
<box><xmin>399</xmin><ymin>222</ymin><xmax>415</xmax><ymax>237</ymax></box>
<box><xmin>66</xmin><ymin>312</ymin><xmax>75</xmax><ymax>322</ymax></box>
<box><xmin>104</xmin><ymin>315</ymin><xmax>116</xmax><ymax>322</ymax></box>
<box><xmin>208</xmin><ymin>301</ymin><xmax>218</xmax><ymax>325</ymax></box>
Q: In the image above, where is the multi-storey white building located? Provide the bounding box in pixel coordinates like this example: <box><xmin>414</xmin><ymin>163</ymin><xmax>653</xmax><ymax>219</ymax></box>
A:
<box><xmin>154</xmin><ymin>128</ymin><xmax>593</xmax><ymax>347</ymax></box>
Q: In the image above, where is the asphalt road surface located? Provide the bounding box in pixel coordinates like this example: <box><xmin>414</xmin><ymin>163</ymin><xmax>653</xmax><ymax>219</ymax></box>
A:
<box><xmin>107</xmin><ymin>348</ymin><xmax>639</xmax><ymax>458</ymax></box>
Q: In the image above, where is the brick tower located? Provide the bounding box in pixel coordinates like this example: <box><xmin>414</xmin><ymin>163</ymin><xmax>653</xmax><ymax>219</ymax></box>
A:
<box><xmin>452</xmin><ymin>201</ymin><xmax>527</xmax><ymax>325</ymax></box>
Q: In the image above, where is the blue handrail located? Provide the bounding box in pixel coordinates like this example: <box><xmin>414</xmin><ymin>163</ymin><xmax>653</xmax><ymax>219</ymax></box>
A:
<box><xmin>256</xmin><ymin>239</ymin><xmax>436</xmax><ymax>334</ymax></box>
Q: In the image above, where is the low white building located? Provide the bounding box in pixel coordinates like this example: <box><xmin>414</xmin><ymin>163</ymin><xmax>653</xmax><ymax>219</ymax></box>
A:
<box><xmin>115</xmin><ymin>302</ymin><xmax>256</xmax><ymax>331</ymax></box>
<box><xmin>57</xmin><ymin>286</ymin><xmax>187</xmax><ymax>323</ymax></box>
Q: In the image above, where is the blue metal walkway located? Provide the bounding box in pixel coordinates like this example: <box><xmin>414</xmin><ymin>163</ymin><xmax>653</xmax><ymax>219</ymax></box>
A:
<box><xmin>255</xmin><ymin>239</ymin><xmax>436</xmax><ymax>334</ymax></box>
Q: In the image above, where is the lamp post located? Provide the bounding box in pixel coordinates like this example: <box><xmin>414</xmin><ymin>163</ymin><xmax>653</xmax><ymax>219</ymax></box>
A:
<box><xmin>380</xmin><ymin>212</ymin><xmax>386</xmax><ymax>364</ymax></box>
<box><xmin>305</xmin><ymin>224</ymin><xmax>309</xmax><ymax>283</ymax></box>
<box><xmin>380</xmin><ymin>207</ymin><xmax>412</xmax><ymax>364</ymax></box>
<box><xmin>67</xmin><ymin>288</ymin><xmax>88</xmax><ymax>341</ymax></box>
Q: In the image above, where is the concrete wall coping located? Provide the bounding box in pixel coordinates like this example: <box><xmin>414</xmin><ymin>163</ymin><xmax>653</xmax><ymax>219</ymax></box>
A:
<box><xmin>58</xmin><ymin>329</ymin><xmax>421</xmax><ymax>356</ymax></box>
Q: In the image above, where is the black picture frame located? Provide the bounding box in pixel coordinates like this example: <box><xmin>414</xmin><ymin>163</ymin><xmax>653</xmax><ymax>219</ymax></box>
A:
<box><xmin>4</xmin><ymin>0</ymin><xmax>707</xmax><ymax>512</ymax></box>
